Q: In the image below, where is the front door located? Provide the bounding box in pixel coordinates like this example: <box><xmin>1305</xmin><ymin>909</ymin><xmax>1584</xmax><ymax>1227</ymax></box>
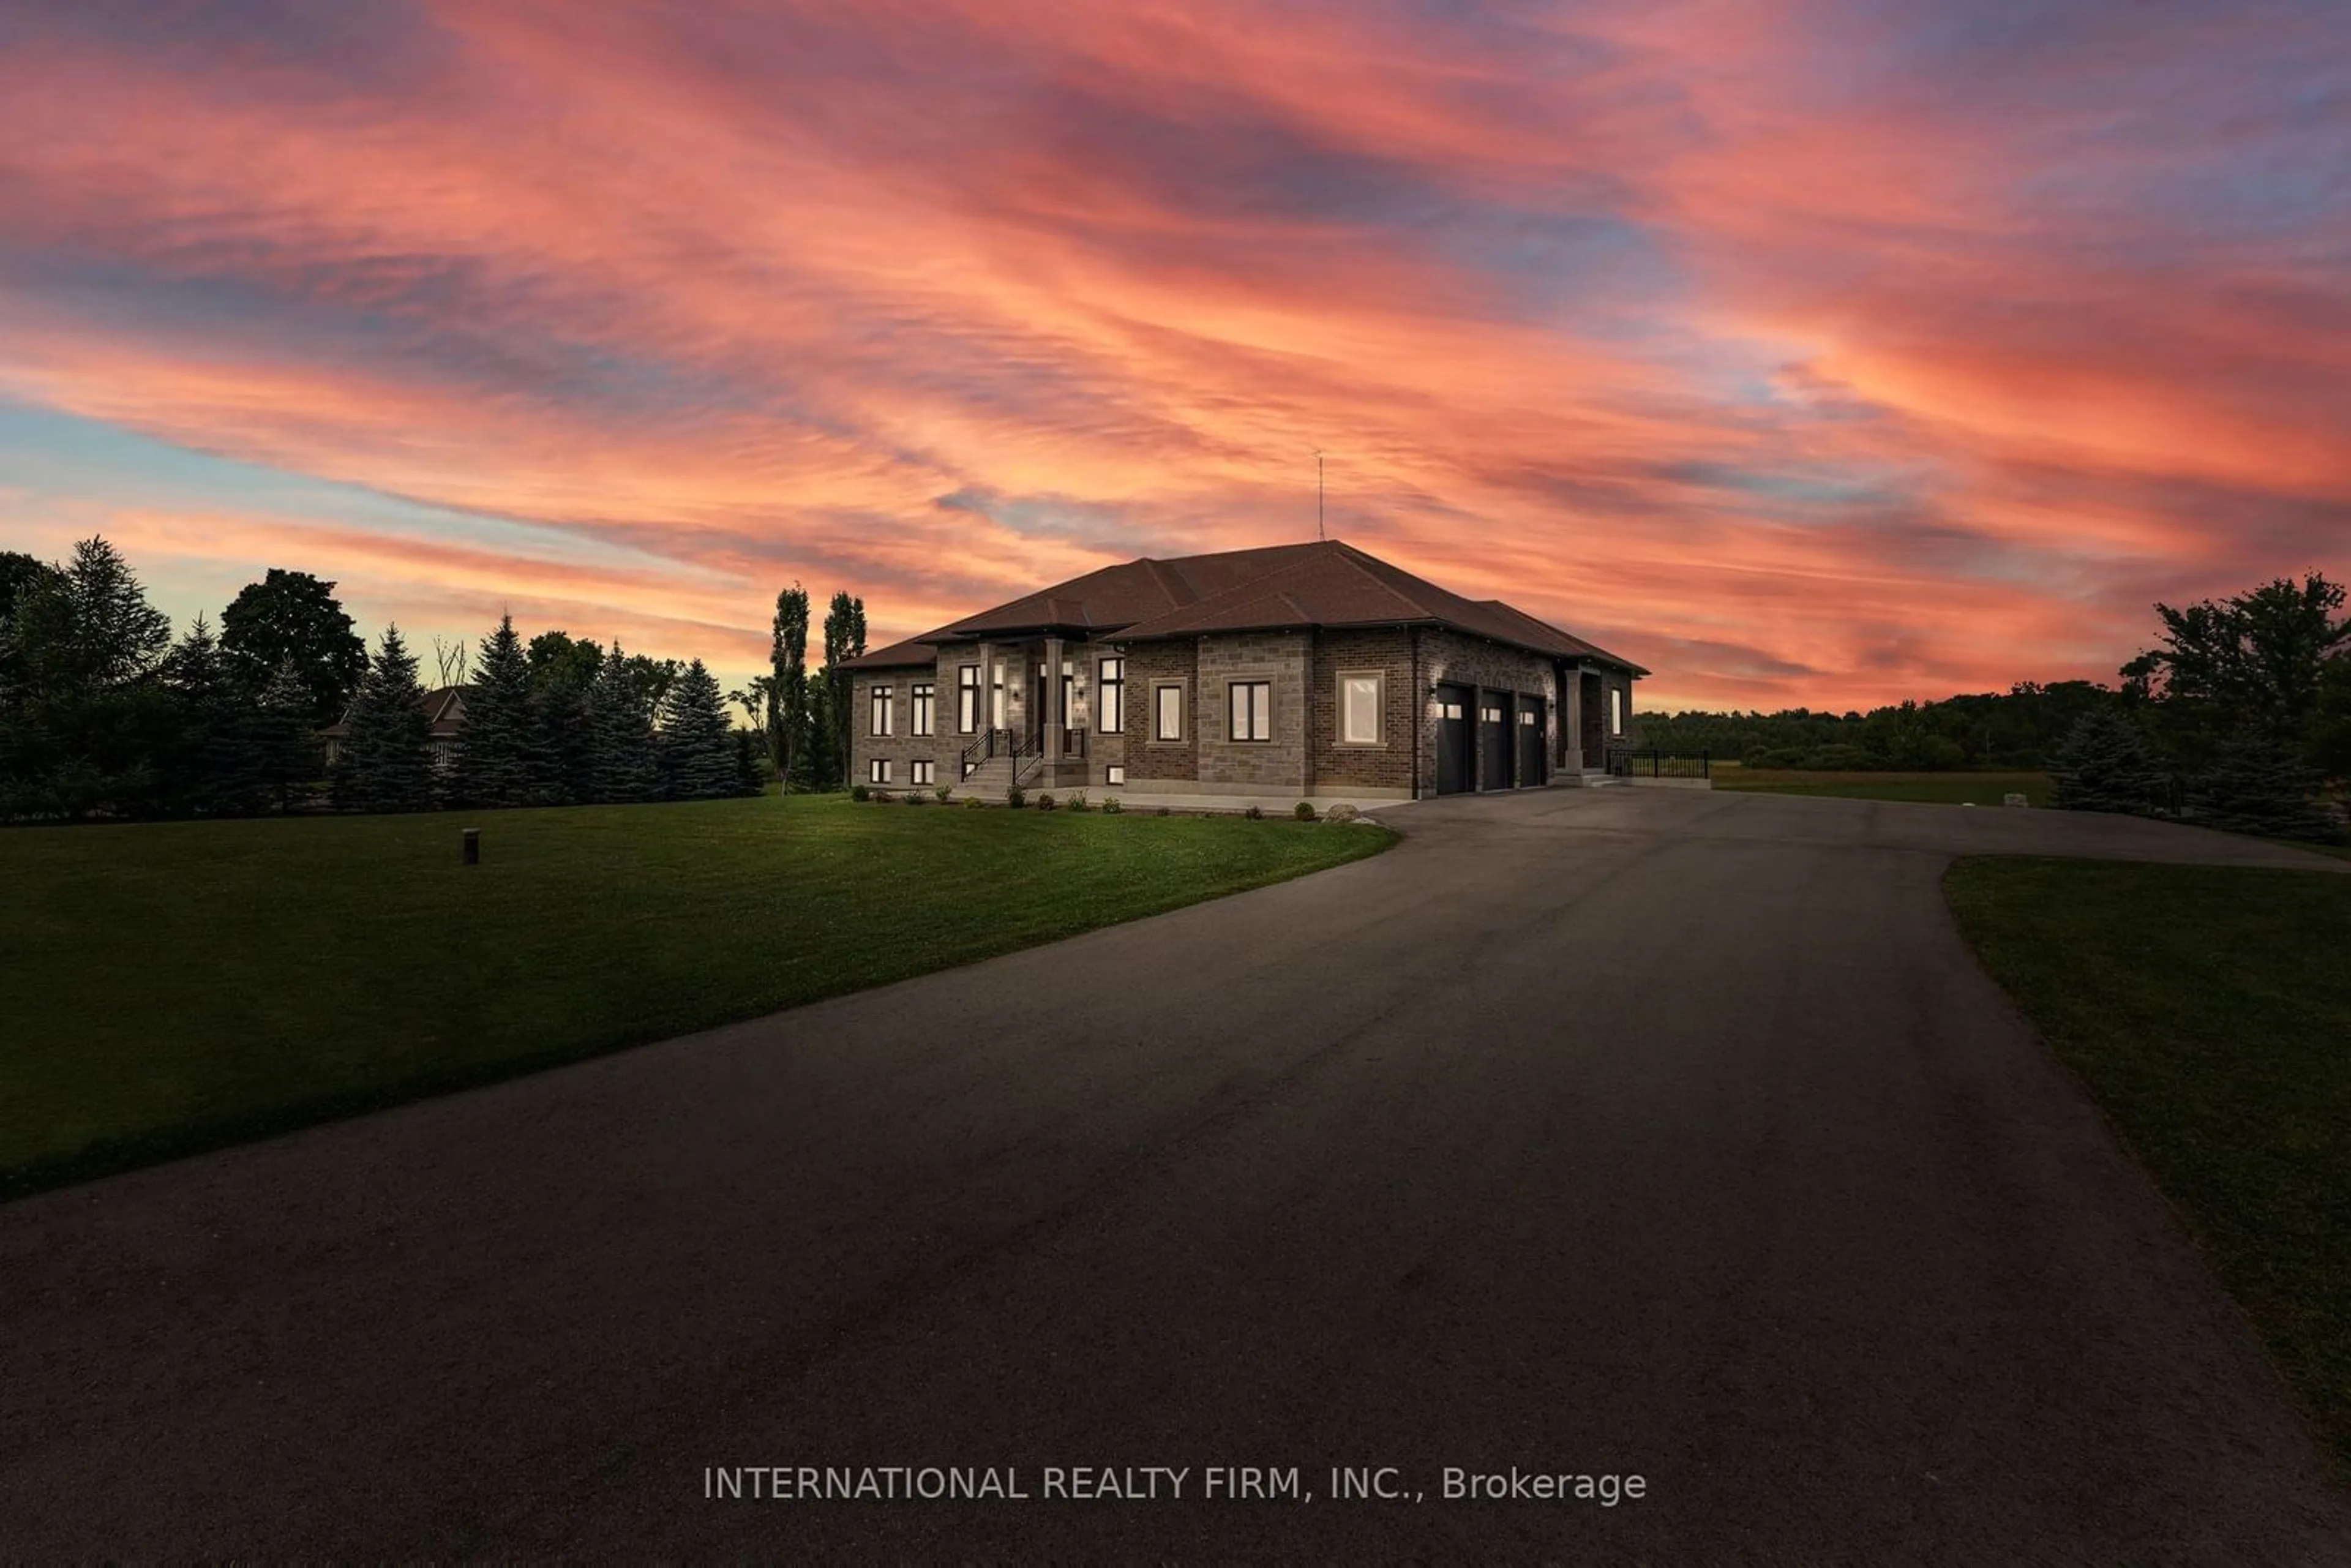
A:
<box><xmin>1580</xmin><ymin>671</ymin><xmax>1604</xmax><ymax>768</ymax></box>
<box><xmin>1434</xmin><ymin>683</ymin><xmax>1474</xmax><ymax>794</ymax></box>
<box><xmin>1478</xmin><ymin>694</ymin><xmax>1512</xmax><ymax>790</ymax></box>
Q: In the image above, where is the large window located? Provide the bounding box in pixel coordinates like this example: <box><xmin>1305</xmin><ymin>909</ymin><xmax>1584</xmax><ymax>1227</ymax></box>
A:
<box><xmin>1608</xmin><ymin>687</ymin><xmax>1624</xmax><ymax>737</ymax></box>
<box><xmin>911</xmin><ymin>682</ymin><xmax>934</xmax><ymax>737</ymax></box>
<box><xmin>868</xmin><ymin>758</ymin><xmax>892</xmax><ymax>784</ymax></box>
<box><xmin>1153</xmin><ymin>683</ymin><xmax>1185</xmax><ymax>742</ymax></box>
<box><xmin>990</xmin><ymin>662</ymin><xmax>1007</xmax><ymax>729</ymax></box>
<box><xmin>958</xmin><ymin>665</ymin><xmax>980</xmax><ymax>733</ymax></box>
<box><xmin>1338</xmin><ymin>672</ymin><xmax>1383</xmax><ymax>745</ymax></box>
<box><xmin>868</xmin><ymin>686</ymin><xmax>893</xmax><ymax>737</ymax></box>
<box><xmin>1098</xmin><ymin>658</ymin><xmax>1124</xmax><ymax>733</ymax></box>
<box><xmin>1059</xmin><ymin>659</ymin><xmax>1078</xmax><ymax>728</ymax></box>
<box><xmin>1229</xmin><ymin>681</ymin><xmax>1272</xmax><ymax>742</ymax></box>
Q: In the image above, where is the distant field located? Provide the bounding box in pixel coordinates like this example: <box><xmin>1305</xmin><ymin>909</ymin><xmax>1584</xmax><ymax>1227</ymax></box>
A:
<box><xmin>0</xmin><ymin>795</ymin><xmax>1392</xmax><ymax>1197</ymax></box>
<box><xmin>1712</xmin><ymin>765</ymin><xmax>2053</xmax><ymax>807</ymax></box>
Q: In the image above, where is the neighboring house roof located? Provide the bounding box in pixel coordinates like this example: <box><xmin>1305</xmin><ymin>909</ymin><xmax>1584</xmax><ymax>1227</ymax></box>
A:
<box><xmin>320</xmin><ymin>686</ymin><xmax>469</xmax><ymax>739</ymax></box>
<box><xmin>840</xmin><ymin>637</ymin><xmax>938</xmax><ymax>672</ymax></box>
<box><xmin>900</xmin><ymin>540</ymin><xmax>1647</xmax><ymax>675</ymax></box>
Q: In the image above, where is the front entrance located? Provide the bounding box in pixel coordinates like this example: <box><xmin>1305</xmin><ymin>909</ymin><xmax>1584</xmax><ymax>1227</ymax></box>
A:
<box><xmin>1478</xmin><ymin>694</ymin><xmax>1511</xmax><ymax>790</ymax></box>
<box><xmin>1434</xmin><ymin>682</ymin><xmax>1474</xmax><ymax>794</ymax></box>
<box><xmin>1580</xmin><ymin>671</ymin><xmax>1605</xmax><ymax>769</ymax></box>
<box><xmin>1517</xmin><ymin>695</ymin><xmax>1546</xmax><ymax>786</ymax></box>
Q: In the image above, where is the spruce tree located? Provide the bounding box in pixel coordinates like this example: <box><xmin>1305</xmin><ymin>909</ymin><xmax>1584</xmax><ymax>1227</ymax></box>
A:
<box><xmin>2188</xmin><ymin>731</ymin><xmax>2337</xmax><ymax>842</ymax></box>
<box><xmin>252</xmin><ymin>656</ymin><xmax>318</xmax><ymax>812</ymax></box>
<box><xmin>586</xmin><ymin>641</ymin><xmax>660</xmax><ymax>803</ymax></box>
<box><xmin>162</xmin><ymin>614</ymin><xmax>265</xmax><ymax>815</ymax></box>
<box><xmin>336</xmin><ymin>625</ymin><xmax>434</xmax><ymax>812</ymax></box>
<box><xmin>2049</xmin><ymin>709</ymin><xmax>2171</xmax><ymax>817</ymax></box>
<box><xmin>658</xmin><ymin>658</ymin><xmax>735</xmax><ymax>799</ymax></box>
<box><xmin>454</xmin><ymin>613</ymin><xmax>550</xmax><ymax>808</ymax></box>
<box><xmin>732</xmin><ymin>727</ymin><xmax>762</xmax><ymax>795</ymax></box>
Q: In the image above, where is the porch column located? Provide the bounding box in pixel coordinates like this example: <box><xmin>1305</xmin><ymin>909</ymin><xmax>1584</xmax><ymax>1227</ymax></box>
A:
<box><xmin>1041</xmin><ymin>634</ymin><xmax>1064</xmax><ymax>770</ymax></box>
<box><xmin>1561</xmin><ymin>662</ymin><xmax>1583</xmax><ymax>773</ymax></box>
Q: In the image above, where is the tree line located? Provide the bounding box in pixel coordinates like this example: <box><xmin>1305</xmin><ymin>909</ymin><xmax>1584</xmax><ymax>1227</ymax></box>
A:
<box><xmin>1637</xmin><ymin>572</ymin><xmax>2348</xmax><ymax>841</ymax></box>
<box><xmin>0</xmin><ymin>537</ymin><xmax>876</xmax><ymax>821</ymax></box>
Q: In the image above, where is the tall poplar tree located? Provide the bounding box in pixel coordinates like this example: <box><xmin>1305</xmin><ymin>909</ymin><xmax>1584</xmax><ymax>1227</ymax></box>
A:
<box><xmin>775</xmin><ymin>584</ymin><xmax>810</xmax><ymax>793</ymax></box>
<box><xmin>820</xmin><ymin>590</ymin><xmax>866</xmax><ymax>793</ymax></box>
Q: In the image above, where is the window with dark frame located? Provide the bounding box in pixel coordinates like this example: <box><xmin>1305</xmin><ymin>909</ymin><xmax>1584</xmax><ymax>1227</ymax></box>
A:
<box><xmin>868</xmin><ymin>759</ymin><xmax>891</xmax><ymax>784</ymax></box>
<box><xmin>958</xmin><ymin>665</ymin><xmax>980</xmax><ymax>733</ymax></box>
<box><xmin>1153</xmin><ymin>683</ymin><xmax>1183</xmax><ymax>742</ymax></box>
<box><xmin>869</xmin><ymin>686</ymin><xmax>893</xmax><ymax>737</ymax></box>
<box><xmin>1106</xmin><ymin>764</ymin><xmax>1125</xmax><ymax>786</ymax></box>
<box><xmin>910</xmin><ymin>759</ymin><xmax>934</xmax><ymax>786</ymax></box>
<box><xmin>1229</xmin><ymin>680</ymin><xmax>1271</xmax><ymax>742</ymax></box>
<box><xmin>911</xmin><ymin>682</ymin><xmax>934</xmax><ymax>737</ymax></box>
<box><xmin>1098</xmin><ymin>657</ymin><xmax>1124</xmax><ymax>733</ymax></box>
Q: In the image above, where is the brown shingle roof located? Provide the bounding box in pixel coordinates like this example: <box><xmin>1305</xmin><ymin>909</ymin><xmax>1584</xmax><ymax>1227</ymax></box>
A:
<box><xmin>909</xmin><ymin>540</ymin><xmax>1646</xmax><ymax>673</ymax></box>
<box><xmin>839</xmin><ymin>636</ymin><xmax>937</xmax><ymax>671</ymax></box>
<box><xmin>319</xmin><ymin>685</ymin><xmax>468</xmax><ymax>739</ymax></box>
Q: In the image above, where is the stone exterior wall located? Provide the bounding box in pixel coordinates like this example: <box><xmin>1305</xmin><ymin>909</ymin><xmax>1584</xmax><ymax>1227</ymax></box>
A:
<box><xmin>1307</xmin><ymin>626</ymin><xmax>1417</xmax><ymax>797</ymax></box>
<box><xmin>1193</xmin><ymin>630</ymin><xmax>1311</xmax><ymax>793</ymax></box>
<box><xmin>849</xmin><ymin>666</ymin><xmax>947</xmax><ymax>792</ymax></box>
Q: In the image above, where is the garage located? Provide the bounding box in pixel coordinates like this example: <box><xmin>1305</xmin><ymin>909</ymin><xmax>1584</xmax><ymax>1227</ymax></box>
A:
<box><xmin>1435</xmin><ymin>682</ymin><xmax>1475</xmax><ymax>794</ymax></box>
<box><xmin>1478</xmin><ymin>692</ymin><xmax>1512</xmax><ymax>790</ymax></box>
<box><xmin>1517</xmin><ymin>695</ymin><xmax>1546</xmax><ymax>786</ymax></box>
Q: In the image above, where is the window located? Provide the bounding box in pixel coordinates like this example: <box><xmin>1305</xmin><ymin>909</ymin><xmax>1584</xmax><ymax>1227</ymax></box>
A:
<box><xmin>1520</xmin><ymin>707</ymin><xmax>1538</xmax><ymax>726</ymax></box>
<box><xmin>1106</xmin><ymin>764</ymin><xmax>1125</xmax><ymax>786</ymax></box>
<box><xmin>958</xmin><ymin>666</ymin><xmax>981</xmax><ymax>733</ymax></box>
<box><xmin>1098</xmin><ymin>658</ymin><xmax>1124</xmax><ymax>733</ymax></box>
<box><xmin>911</xmin><ymin>683</ymin><xmax>934</xmax><ymax>737</ymax></box>
<box><xmin>910</xmin><ymin>759</ymin><xmax>934</xmax><ymax>786</ymax></box>
<box><xmin>1229</xmin><ymin>681</ymin><xmax>1272</xmax><ymax>742</ymax></box>
<box><xmin>1608</xmin><ymin>687</ymin><xmax>1624</xmax><ymax>737</ymax></box>
<box><xmin>1059</xmin><ymin>659</ymin><xmax>1078</xmax><ymax>729</ymax></box>
<box><xmin>868</xmin><ymin>758</ymin><xmax>891</xmax><ymax>784</ymax></box>
<box><xmin>990</xmin><ymin>662</ymin><xmax>1007</xmax><ymax>729</ymax></box>
<box><xmin>869</xmin><ymin>686</ymin><xmax>893</xmax><ymax>737</ymax></box>
<box><xmin>1153</xmin><ymin>683</ymin><xmax>1184</xmax><ymax>741</ymax></box>
<box><xmin>1481</xmin><ymin>702</ymin><xmax>1503</xmax><ymax>726</ymax></box>
<box><xmin>1338</xmin><ymin>672</ymin><xmax>1383</xmax><ymax>745</ymax></box>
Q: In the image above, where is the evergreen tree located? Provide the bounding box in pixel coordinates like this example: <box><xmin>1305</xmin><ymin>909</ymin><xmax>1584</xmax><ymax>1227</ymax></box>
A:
<box><xmin>0</xmin><ymin>538</ymin><xmax>175</xmax><ymax>819</ymax></box>
<box><xmin>527</xmin><ymin>629</ymin><xmax>602</xmax><ymax>803</ymax></box>
<box><xmin>162</xmin><ymin>614</ymin><xmax>266</xmax><ymax>815</ymax></box>
<box><xmin>586</xmin><ymin>640</ymin><xmax>660</xmax><ymax>803</ymax></box>
<box><xmin>658</xmin><ymin>658</ymin><xmax>735</xmax><ymax>799</ymax></box>
<box><xmin>454</xmin><ymin>613</ymin><xmax>551</xmax><ymax>808</ymax></box>
<box><xmin>252</xmin><ymin>656</ymin><xmax>320</xmax><ymax>812</ymax></box>
<box><xmin>336</xmin><ymin>625</ymin><xmax>434</xmax><ymax>812</ymax></box>
<box><xmin>732</xmin><ymin>727</ymin><xmax>763</xmax><ymax>796</ymax></box>
<box><xmin>2049</xmin><ymin>709</ymin><xmax>2172</xmax><ymax>817</ymax></box>
<box><xmin>2187</xmin><ymin>730</ymin><xmax>2338</xmax><ymax>842</ymax></box>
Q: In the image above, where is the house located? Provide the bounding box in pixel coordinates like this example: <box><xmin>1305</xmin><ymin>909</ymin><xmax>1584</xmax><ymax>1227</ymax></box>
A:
<box><xmin>319</xmin><ymin>686</ymin><xmax>468</xmax><ymax>770</ymax></box>
<box><xmin>842</xmin><ymin>539</ymin><xmax>1644</xmax><ymax>804</ymax></box>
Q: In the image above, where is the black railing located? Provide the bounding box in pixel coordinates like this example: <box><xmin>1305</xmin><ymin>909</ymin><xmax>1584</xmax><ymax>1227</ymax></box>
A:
<box><xmin>1606</xmin><ymin>746</ymin><xmax>1711</xmax><ymax>780</ymax></box>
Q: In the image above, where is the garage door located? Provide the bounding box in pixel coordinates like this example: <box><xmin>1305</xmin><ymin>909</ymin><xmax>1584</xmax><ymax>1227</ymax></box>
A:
<box><xmin>1517</xmin><ymin>695</ymin><xmax>1545</xmax><ymax>787</ymax></box>
<box><xmin>1479</xmin><ymin>694</ymin><xmax>1512</xmax><ymax>790</ymax></box>
<box><xmin>1434</xmin><ymin>683</ymin><xmax>1474</xmax><ymax>794</ymax></box>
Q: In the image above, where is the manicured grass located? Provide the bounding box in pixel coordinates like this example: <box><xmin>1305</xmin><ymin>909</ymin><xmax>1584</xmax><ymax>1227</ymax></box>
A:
<box><xmin>0</xmin><ymin>795</ymin><xmax>1392</xmax><ymax>1197</ymax></box>
<box><xmin>1715</xmin><ymin>766</ymin><xmax>2053</xmax><ymax>806</ymax></box>
<box><xmin>1946</xmin><ymin>856</ymin><xmax>2351</xmax><ymax>1476</ymax></box>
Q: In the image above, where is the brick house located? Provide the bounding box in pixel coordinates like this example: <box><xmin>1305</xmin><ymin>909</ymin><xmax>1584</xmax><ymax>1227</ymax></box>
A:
<box><xmin>842</xmin><ymin>540</ymin><xmax>1644</xmax><ymax>803</ymax></box>
<box><xmin>319</xmin><ymin>686</ymin><xmax>467</xmax><ymax>772</ymax></box>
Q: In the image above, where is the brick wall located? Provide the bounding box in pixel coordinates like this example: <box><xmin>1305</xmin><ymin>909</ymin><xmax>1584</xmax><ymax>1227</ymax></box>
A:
<box><xmin>1194</xmin><ymin>630</ymin><xmax>1310</xmax><ymax>792</ymax></box>
<box><xmin>1120</xmin><ymin>639</ymin><xmax>1198</xmax><ymax>782</ymax></box>
<box><xmin>1308</xmin><ymin>627</ymin><xmax>1417</xmax><ymax>796</ymax></box>
<box><xmin>1418</xmin><ymin>630</ymin><xmax>1558</xmax><ymax>793</ymax></box>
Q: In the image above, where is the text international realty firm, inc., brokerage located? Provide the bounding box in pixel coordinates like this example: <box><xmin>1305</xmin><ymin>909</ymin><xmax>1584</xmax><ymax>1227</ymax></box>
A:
<box><xmin>703</xmin><ymin>1466</ymin><xmax>1649</xmax><ymax>1507</ymax></box>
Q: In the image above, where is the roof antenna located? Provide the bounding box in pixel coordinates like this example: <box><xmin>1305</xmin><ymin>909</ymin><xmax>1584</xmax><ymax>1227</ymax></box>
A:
<box><xmin>1313</xmin><ymin>448</ymin><xmax>1326</xmax><ymax>541</ymax></box>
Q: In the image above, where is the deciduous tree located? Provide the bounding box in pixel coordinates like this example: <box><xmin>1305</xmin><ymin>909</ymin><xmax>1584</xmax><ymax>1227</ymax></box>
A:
<box><xmin>219</xmin><ymin>569</ymin><xmax>367</xmax><ymax>724</ymax></box>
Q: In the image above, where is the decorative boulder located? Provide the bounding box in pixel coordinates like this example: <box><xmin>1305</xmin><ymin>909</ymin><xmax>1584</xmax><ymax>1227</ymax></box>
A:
<box><xmin>2003</xmin><ymin>792</ymin><xmax>2029</xmax><ymax>808</ymax></box>
<box><xmin>1324</xmin><ymin>803</ymin><xmax>1362</xmax><ymax>823</ymax></box>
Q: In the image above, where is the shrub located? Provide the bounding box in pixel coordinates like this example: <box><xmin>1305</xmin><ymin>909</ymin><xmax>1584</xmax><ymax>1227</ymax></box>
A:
<box><xmin>1036</xmin><ymin>792</ymin><xmax>1057</xmax><ymax>811</ymax></box>
<box><xmin>1005</xmin><ymin>785</ymin><xmax>1026</xmax><ymax>809</ymax></box>
<box><xmin>1066</xmin><ymin>791</ymin><xmax>1089</xmax><ymax>812</ymax></box>
<box><xmin>1242</xmin><ymin>805</ymin><xmax>1265</xmax><ymax>820</ymax></box>
<box><xmin>1101</xmin><ymin>795</ymin><xmax>1122</xmax><ymax>814</ymax></box>
<box><xmin>1294</xmin><ymin>801</ymin><xmax>1316</xmax><ymax>821</ymax></box>
<box><xmin>850</xmin><ymin>784</ymin><xmax>870</xmax><ymax>802</ymax></box>
<box><xmin>904</xmin><ymin>790</ymin><xmax>926</xmax><ymax>805</ymax></box>
<box><xmin>1157</xmin><ymin>806</ymin><xmax>1171</xmax><ymax>817</ymax></box>
<box><xmin>935</xmin><ymin>785</ymin><xmax>952</xmax><ymax>803</ymax></box>
<box><xmin>963</xmin><ymin>795</ymin><xmax>986</xmax><ymax>809</ymax></box>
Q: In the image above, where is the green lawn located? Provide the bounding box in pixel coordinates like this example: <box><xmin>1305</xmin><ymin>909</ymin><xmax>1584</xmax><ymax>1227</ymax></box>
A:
<box><xmin>0</xmin><ymin>795</ymin><xmax>1392</xmax><ymax>1197</ymax></box>
<box><xmin>1714</xmin><ymin>765</ymin><xmax>2053</xmax><ymax>806</ymax></box>
<box><xmin>1946</xmin><ymin>856</ymin><xmax>2351</xmax><ymax>1476</ymax></box>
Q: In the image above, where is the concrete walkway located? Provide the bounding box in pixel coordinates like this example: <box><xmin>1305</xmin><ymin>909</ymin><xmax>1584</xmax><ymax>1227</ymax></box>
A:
<box><xmin>2</xmin><ymin>790</ymin><xmax>2342</xmax><ymax>1558</ymax></box>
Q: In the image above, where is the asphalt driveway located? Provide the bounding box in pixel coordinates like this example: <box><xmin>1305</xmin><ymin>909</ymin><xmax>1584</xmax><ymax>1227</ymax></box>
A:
<box><xmin>3</xmin><ymin>789</ymin><xmax>2344</xmax><ymax>1559</ymax></box>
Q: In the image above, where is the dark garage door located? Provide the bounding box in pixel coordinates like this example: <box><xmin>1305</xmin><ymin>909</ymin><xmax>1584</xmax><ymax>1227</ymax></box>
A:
<box><xmin>1517</xmin><ymin>696</ymin><xmax>1545</xmax><ymax>787</ymax></box>
<box><xmin>1478</xmin><ymin>694</ymin><xmax>1511</xmax><ymax>790</ymax></box>
<box><xmin>1435</xmin><ymin>683</ymin><xmax>1474</xmax><ymax>795</ymax></box>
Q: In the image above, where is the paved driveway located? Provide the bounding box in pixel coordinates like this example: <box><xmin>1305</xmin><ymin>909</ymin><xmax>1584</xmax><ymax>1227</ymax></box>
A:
<box><xmin>3</xmin><ymin>790</ymin><xmax>2344</xmax><ymax>1559</ymax></box>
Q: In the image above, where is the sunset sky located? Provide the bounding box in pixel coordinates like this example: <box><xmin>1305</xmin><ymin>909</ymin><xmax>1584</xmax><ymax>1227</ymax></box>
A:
<box><xmin>1</xmin><ymin>1</ymin><xmax>2344</xmax><ymax>712</ymax></box>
